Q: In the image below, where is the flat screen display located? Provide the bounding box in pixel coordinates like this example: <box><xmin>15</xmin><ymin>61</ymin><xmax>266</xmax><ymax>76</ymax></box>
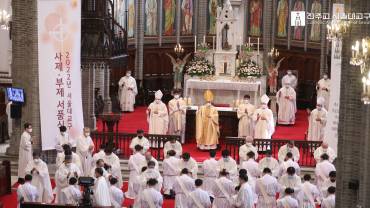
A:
<box><xmin>6</xmin><ymin>87</ymin><xmax>25</xmax><ymax>103</ymax></box>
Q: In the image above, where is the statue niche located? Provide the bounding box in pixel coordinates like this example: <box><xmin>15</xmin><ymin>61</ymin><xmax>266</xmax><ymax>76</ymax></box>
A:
<box><xmin>221</xmin><ymin>24</ymin><xmax>231</xmax><ymax>50</ymax></box>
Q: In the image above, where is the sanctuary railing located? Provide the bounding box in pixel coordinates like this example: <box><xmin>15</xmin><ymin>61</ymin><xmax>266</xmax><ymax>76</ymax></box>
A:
<box><xmin>225</xmin><ymin>137</ymin><xmax>322</xmax><ymax>167</ymax></box>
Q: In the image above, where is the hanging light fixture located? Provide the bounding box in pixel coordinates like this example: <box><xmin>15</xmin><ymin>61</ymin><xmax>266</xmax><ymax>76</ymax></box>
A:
<box><xmin>326</xmin><ymin>20</ymin><xmax>350</xmax><ymax>41</ymax></box>
<box><xmin>0</xmin><ymin>9</ymin><xmax>11</xmax><ymax>30</ymax></box>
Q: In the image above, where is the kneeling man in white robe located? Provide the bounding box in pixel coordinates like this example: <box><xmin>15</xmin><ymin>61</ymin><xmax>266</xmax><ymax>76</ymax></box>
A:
<box><xmin>60</xmin><ymin>177</ymin><xmax>82</xmax><ymax>205</ymax></box>
<box><xmin>109</xmin><ymin>177</ymin><xmax>124</xmax><ymax>208</ymax></box>
<box><xmin>17</xmin><ymin>174</ymin><xmax>39</xmax><ymax>206</ymax></box>
<box><xmin>321</xmin><ymin>186</ymin><xmax>336</xmax><ymax>208</ymax></box>
<box><xmin>102</xmin><ymin>145</ymin><xmax>123</xmax><ymax>188</ymax></box>
<box><xmin>164</xmin><ymin>137</ymin><xmax>183</xmax><ymax>158</ymax></box>
<box><xmin>277</xmin><ymin>188</ymin><xmax>299</xmax><ymax>208</ymax></box>
<box><xmin>212</xmin><ymin>170</ymin><xmax>236</xmax><ymax>208</ymax></box>
<box><xmin>297</xmin><ymin>174</ymin><xmax>320</xmax><ymax>208</ymax></box>
<box><xmin>314</xmin><ymin>142</ymin><xmax>337</xmax><ymax>163</ymax></box>
<box><xmin>255</xmin><ymin>168</ymin><xmax>280</xmax><ymax>208</ymax></box>
<box><xmin>187</xmin><ymin>179</ymin><xmax>212</xmax><ymax>208</ymax></box>
<box><xmin>163</xmin><ymin>150</ymin><xmax>181</xmax><ymax>196</ymax></box>
<box><xmin>118</xmin><ymin>70</ymin><xmax>138</xmax><ymax>112</ymax></box>
<box><xmin>173</xmin><ymin>168</ymin><xmax>196</xmax><ymax>207</ymax></box>
<box><xmin>136</xmin><ymin>178</ymin><xmax>164</xmax><ymax>208</ymax></box>
<box><xmin>278</xmin><ymin>141</ymin><xmax>300</xmax><ymax>163</ymax></box>
<box><xmin>126</xmin><ymin>145</ymin><xmax>147</xmax><ymax>199</ymax></box>
<box><xmin>179</xmin><ymin>152</ymin><xmax>198</xmax><ymax>178</ymax></box>
<box><xmin>315</xmin><ymin>154</ymin><xmax>336</xmax><ymax>189</ymax></box>
<box><xmin>93</xmin><ymin>167</ymin><xmax>112</xmax><ymax>206</ymax></box>
<box><xmin>217</xmin><ymin>150</ymin><xmax>238</xmax><ymax>184</ymax></box>
<box><xmin>234</xmin><ymin>174</ymin><xmax>254</xmax><ymax>208</ymax></box>
<box><xmin>277</xmin><ymin>81</ymin><xmax>297</xmax><ymax>125</ymax></box>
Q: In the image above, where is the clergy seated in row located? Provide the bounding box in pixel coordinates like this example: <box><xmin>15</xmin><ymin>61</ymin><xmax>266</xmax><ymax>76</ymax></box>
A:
<box><xmin>321</xmin><ymin>171</ymin><xmax>336</xmax><ymax>198</ymax></box>
<box><xmin>277</xmin><ymin>80</ymin><xmax>297</xmax><ymax>125</ymax></box>
<box><xmin>18</xmin><ymin>123</ymin><xmax>33</xmax><ymax>180</ymax></box>
<box><xmin>240</xmin><ymin>151</ymin><xmax>261</xmax><ymax>182</ymax></box>
<box><xmin>126</xmin><ymin>145</ymin><xmax>147</xmax><ymax>199</ymax></box>
<box><xmin>196</xmin><ymin>90</ymin><xmax>220</xmax><ymax>150</ymax></box>
<box><xmin>135</xmin><ymin>179</ymin><xmax>163</xmax><ymax>208</ymax></box>
<box><xmin>147</xmin><ymin>90</ymin><xmax>169</xmax><ymax>136</ymax></box>
<box><xmin>253</xmin><ymin>95</ymin><xmax>275</xmax><ymax>139</ymax></box>
<box><xmin>314</xmin><ymin>142</ymin><xmax>337</xmax><ymax>163</ymax></box>
<box><xmin>76</xmin><ymin>127</ymin><xmax>95</xmax><ymax>176</ymax></box>
<box><xmin>258</xmin><ymin>150</ymin><xmax>279</xmax><ymax>177</ymax></box>
<box><xmin>217</xmin><ymin>150</ymin><xmax>238</xmax><ymax>184</ymax></box>
<box><xmin>24</xmin><ymin>150</ymin><xmax>53</xmax><ymax>203</ymax></box>
<box><xmin>202</xmin><ymin>150</ymin><xmax>218</xmax><ymax>197</ymax></box>
<box><xmin>144</xmin><ymin>151</ymin><xmax>159</xmax><ymax>171</ymax></box>
<box><xmin>315</xmin><ymin>153</ymin><xmax>336</xmax><ymax>189</ymax></box>
<box><xmin>278</xmin><ymin>152</ymin><xmax>301</xmax><ymax>177</ymax></box>
<box><xmin>239</xmin><ymin>136</ymin><xmax>258</xmax><ymax>163</ymax></box>
<box><xmin>179</xmin><ymin>152</ymin><xmax>198</xmax><ymax>179</ymax></box>
<box><xmin>296</xmin><ymin>174</ymin><xmax>320</xmax><ymax>208</ymax></box>
<box><xmin>55</xmin><ymin>125</ymin><xmax>76</xmax><ymax>150</ymax></box>
<box><xmin>168</xmin><ymin>89</ymin><xmax>187</xmax><ymax>143</ymax></box>
<box><xmin>188</xmin><ymin>179</ymin><xmax>212</xmax><ymax>208</ymax></box>
<box><xmin>130</xmin><ymin>129</ymin><xmax>150</xmax><ymax>153</ymax></box>
<box><xmin>17</xmin><ymin>175</ymin><xmax>39</xmax><ymax>206</ymax></box>
<box><xmin>307</xmin><ymin>97</ymin><xmax>328</xmax><ymax>141</ymax></box>
<box><xmin>212</xmin><ymin>169</ymin><xmax>236</xmax><ymax>208</ymax></box>
<box><xmin>109</xmin><ymin>177</ymin><xmax>124</xmax><ymax>208</ymax></box>
<box><xmin>277</xmin><ymin>140</ymin><xmax>300</xmax><ymax>163</ymax></box>
<box><xmin>233</xmin><ymin>173</ymin><xmax>255</xmax><ymax>208</ymax></box>
<box><xmin>278</xmin><ymin>167</ymin><xmax>302</xmax><ymax>199</ymax></box>
<box><xmin>173</xmin><ymin>168</ymin><xmax>196</xmax><ymax>207</ymax></box>
<box><xmin>281</xmin><ymin>70</ymin><xmax>298</xmax><ymax>89</ymax></box>
<box><xmin>321</xmin><ymin>186</ymin><xmax>336</xmax><ymax>208</ymax></box>
<box><xmin>59</xmin><ymin>177</ymin><xmax>82</xmax><ymax>205</ymax></box>
<box><xmin>237</xmin><ymin>95</ymin><xmax>256</xmax><ymax>138</ymax></box>
<box><xmin>56</xmin><ymin>144</ymin><xmax>82</xmax><ymax>172</ymax></box>
<box><xmin>276</xmin><ymin>188</ymin><xmax>299</xmax><ymax>208</ymax></box>
<box><xmin>118</xmin><ymin>70</ymin><xmax>138</xmax><ymax>112</ymax></box>
<box><xmin>93</xmin><ymin>167</ymin><xmax>112</xmax><ymax>206</ymax></box>
<box><xmin>255</xmin><ymin>168</ymin><xmax>281</xmax><ymax>208</ymax></box>
<box><xmin>163</xmin><ymin>137</ymin><xmax>183</xmax><ymax>158</ymax></box>
<box><xmin>163</xmin><ymin>150</ymin><xmax>181</xmax><ymax>196</ymax></box>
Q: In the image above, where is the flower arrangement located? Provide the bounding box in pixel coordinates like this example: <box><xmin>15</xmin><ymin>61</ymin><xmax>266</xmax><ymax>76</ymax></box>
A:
<box><xmin>236</xmin><ymin>59</ymin><xmax>262</xmax><ymax>78</ymax></box>
<box><xmin>186</xmin><ymin>56</ymin><xmax>215</xmax><ymax>77</ymax></box>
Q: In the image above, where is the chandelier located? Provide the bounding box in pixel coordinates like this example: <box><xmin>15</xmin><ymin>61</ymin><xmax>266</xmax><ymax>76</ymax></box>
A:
<box><xmin>174</xmin><ymin>43</ymin><xmax>184</xmax><ymax>58</ymax></box>
<box><xmin>326</xmin><ymin>20</ymin><xmax>350</xmax><ymax>41</ymax></box>
<box><xmin>0</xmin><ymin>9</ymin><xmax>11</xmax><ymax>30</ymax></box>
<box><xmin>268</xmin><ymin>48</ymin><xmax>280</xmax><ymax>60</ymax></box>
<box><xmin>350</xmin><ymin>37</ymin><xmax>370</xmax><ymax>104</ymax></box>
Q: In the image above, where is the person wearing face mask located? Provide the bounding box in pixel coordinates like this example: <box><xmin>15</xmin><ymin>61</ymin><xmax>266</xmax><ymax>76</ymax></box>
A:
<box><xmin>316</xmin><ymin>74</ymin><xmax>331</xmax><ymax>110</ymax></box>
<box><xmin>130</xmin><ymin>129</ymin><xmax>150</xmax><ymax>153</ymax></box>
<box><xmin>258</xmin><ymin>150</ymin><xmax>279</xmax><ymax>177</ymax></box>
<box><xmin>217</xmin><ymin>150</ymin><xmax>238</xmax><ymax>184</ymax></box>
<box><xmin>278</xmin><ymin>167</ymin><xmax>302</xmax><ymax>199</ymax></box>
<box><xmin>163</xmin><ymin>137</ymin><xmax>183</xmax><ymax>158</ymax></box>
<box><xmin>277</xmin><ymin>140</ymin><xmax>300</xmax><ymax>163</ymax></box>
<box><xmin>55</xmin><ymin>125</ymin><xmax>76</xmax><ymax>151</ymax></box>
<box><xmin>307</xmin><ymin>97</ymin><xmax>328</xmax><ymax>141</ymax></box>
<box><xmin>239</xmin><ymin>136</ymin><xmax>259</xmax><ymax>163</ymax></box>
<box><xmin>276</xmin><ymin>80</ymin><xmax>297</xmax><ymax>125</ymax></box>
<box><xmin>118</xmin><ymin>70</ymin><xmax>138</xmax><ymax>112</ymax></box>
<box><xmin>179</xmin><ymin>152</ymin><xmax>198</xmax><ymax>179</ymax></box>
<box><xmin>76</xmin><ymin>127</ymin><xmax>95</xmax><ymax>176</ymax></box>
<box><xmin>24</xmin><ymin>150</ymin><xmax>53</xmax><ymax>203</ymax></box>
<box><xmin>18</xmin><ymin>122</ymin><xmax>33</xmax><ymax>179</ymax></box>
<box><xmin>56</xmin><ymin>145</ymin><xmax>82</xmax><ymax>172</ymax></box>
<box><xmin>314</xmin><ymin>142</ymin><xmax>337</xmax><ymax>163</ymax></box>
<box><xmin>196</xmin><ymin>90</ymin><xmax>220</xmax><ymax>150</ymax></box>
<box><xmin>102</xmin><ymin>145</ymin><xmax>123</xmax><ymax>188</ymax></box>
<box><xmin>253</xmin><ymin>95</ymin><xmax>275</xmax><ymax>140</ymax></box>
<box><xmin>168</xmin><ymin>89</ymin><xmax>187</xmax><ymax>143</ymax></box>
<box><xmin>237</xmin><ymin>95</ymin><xmax>256</xmax><ymax>137</ymax></box>
<box><xmin>126</xmin><ymin>145</ymin><xmax>147</xmax><ymax>199</ymax></box>
<box><xmin>147</xmin><ymin>90</ymin><xmax>169</xmax><ymax>138</ymax></box>
<box><xmin>281</xmin><ymin>70</ymin><xmax>298</xmax><ymax>89</ymax></box>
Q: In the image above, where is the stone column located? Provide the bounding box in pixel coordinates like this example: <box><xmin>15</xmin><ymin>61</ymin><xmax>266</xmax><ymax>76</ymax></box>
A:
<box><xmin>196</xmin><ymin>0</ymin><xmax>207</xmax><ymax>43</ymax></box>
<box><xmin>103</xmin><ymin>63</ymin><xmax>112</xmax><ymax>113</ymax></box>
<box><xmin>135</xmin><ymin>0</ymin><xmax>144</xmax><ymax>84</ymax></box>
<box><xmin>263</xmin><ymin>0</ymin><xmax>273</xmax><ymax>70</ymax></box>
<box><xmin>81</xmin><ymin>63</ymin><xmax>96</xmax><ymax>129</ymax></box>
<box><xmin>7</xmin><ymin>0</ymin><xmax>41</xmax><ymax>155</ymax></box>
<box><xmin>319</xmin><ymin>0</ymin><xmax>329</xmax><ymax>75</ymax></box>
<box><xmin>95</xmin><ymin>64</ymin><xmax>105</xmax><ymax>98</ymax></box>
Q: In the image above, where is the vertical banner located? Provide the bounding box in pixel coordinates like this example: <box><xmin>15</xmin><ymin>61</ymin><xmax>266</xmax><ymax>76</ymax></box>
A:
<box><xmin>38</xmin><ymin>0</ymin><xmax>84</xmax><ymax>150</ymax></box>
<box><xmin>324</xmin><ymin>3</ymin><xmax>344</xmax><ymax>154</ymax></box>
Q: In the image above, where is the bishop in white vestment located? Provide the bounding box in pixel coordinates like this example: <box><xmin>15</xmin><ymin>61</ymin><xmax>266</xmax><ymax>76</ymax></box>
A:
<box><xmin>118</xmin><ymin>70</ymin><xmax>138</xmax><ymax>112</ymax></box>
<box><xmin>173</xmin><ymin>169</ymin><xmax>196</xmax><ymax>208</ymax></box>
<box><xmin>93</xmin><ymin>167</ymin><xmax>112</xmax><ymax>206</ymax></box>
<box><xmin>168</xmin><ymin>89</ymin><xmax>187</xmax><ymax>143</ymax></box>
<box><xmin>18</xmin><ymin>123</ymin><xmax>33</xmax><ymax>179</ymax></box>
<box><xmin>147</xmin><ymin>90</ymin><xmax>169</xmax><ymax>135</ymax></box>
<box><xmin>237</xmin><ymin>95</ymin><xmax>256</xmax><ymax>137</ymax></box>
<box><xmin>281</xmin><ymin>70</ymin><xmax>298</xmax><ymax>89</ymax></box>
<box><xmin>316</xmin><ymin>74</ymin><xmax>330</xmax><ymax>110</ymax></box>
<box><xmin>163</xmin><ymin>137</ymin><xmax>183</xmax><ymax>158</ymax></box>
<box><xmin>239</xmin><ymin>136</ymin><xmax>258</xmax><ymax>163</ymax></box>
<box><xmin>307</xmin><ymin>97</ymin><xmax>327</xmax><ymax>141</ymax></box>
<box><xmin>277</xmin><ymin>82</ymin><xmax>297</xmax><ymax>125</ymax></box>
<box><xmin>17</xmin><ymin>175</ymin><xmax>39</xmax><ymax>206</ymax></box>
<box><xmin>253</xmin><ymin>95</ymin><xmax>275</xmax><ymax>139</ymax></box>
<box><xmin>76</xmin><ymin>127</ymin><xmax>95</xmax><ymax>175</ymax></box>
<box><xmin>126</xmin><ymin>145</ymin><xmax>147</xmax><ymax>199</ymax></box>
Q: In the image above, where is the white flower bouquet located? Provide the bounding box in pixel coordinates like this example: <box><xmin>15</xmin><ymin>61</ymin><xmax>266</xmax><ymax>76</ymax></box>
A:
<box><xmin>186</xmin><ymin>57</ymin><xmax>215</xmax><ymax>77</ymax></box>
<box><xmin>236</xmin><ymin>59</ymin><xmax>262</xmax><ymax>78</ymax></box>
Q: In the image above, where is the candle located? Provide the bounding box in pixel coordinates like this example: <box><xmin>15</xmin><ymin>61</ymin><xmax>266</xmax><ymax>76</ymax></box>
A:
<box><xmin>188</xmin><ymin>97</ymin><xmax>192</xmax><ymax>106</ymax></box>
<box><xmin>248</xmin><ymin>37</ymin><xmax>251</xmax><ymax>47</ymax></box>
<box><xmin>213</xmin><ymin>36</ymin><xmax>215</xmax><ymax>50</ymax></box>
<box><xmin>194</xmin><ymin>36</ymin><xmax>197</xmax><ymax>53</ymax></box>
<box><xmin>203</xmin><ymin>35</ymin><xmax>206</xmax><ymax>44</ymax></box>
<box><xmin>257</xmin><ymin>38</ymin><xmax>260</xmax><ymax>55</ymax></box>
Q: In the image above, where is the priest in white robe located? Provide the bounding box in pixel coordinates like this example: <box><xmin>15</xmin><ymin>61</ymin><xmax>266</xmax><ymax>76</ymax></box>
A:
<box><xmin>255</xmin><ymin>168</ymin><xmax>281</xmax><ymax>208</ymax></box>
<box><xmin>241</xmin><ymin>151</ymin><xmax>262</xmax><ymax>180</ymax></box>
<box><xmin>314</xmin><ymin>142</ymin><xmax>337</xmax><ymax>163</ymax></box>
<box><xmin>278</xmin><ymin>152</ymin><xmax>301</xmax><ymax>177</ymax></box>
<box><xmin>56</xmin><ymin>145</ymin><xmax>82</xmax><ymax>172</ymax></box>
<box><xmin>163</xmin><ymin>137</ymin><xmax>183</xmax><ymax>158</ymax></box>
<box><xmin>109</xmin><ymin>177</ymin><xmax>124</xmax><ymax>208</ymax></box>
<box><xmin>297</xmin><ymin>174</ymin><xmax>320</xmax><ymax>208</ymax></box>
<box><xmin>202</xmin><ymin>150</ymin><xmax>218</xmax><ymax>196</ymax></box>
<box><xmin>147</xmin><ymin>90</ymin><xmax>169</xmax><ymax>135</ymax></box>
<box><xmin>239</xmin><ymin>136</ymin><xmax>258</xmax><ymax>163</ymax></box>
<box><xmin>126</xmin><ymin>145</ymin><xmax>147</xmax><ymax>199</ymax></box>
<box><xmin>281</xmin><ymin>70</ymin><xmax>298</xmax><ymax>89</ymax></box>
<box><xmin>76</xmin><ymin>127</ymin><xmax>95</xmax><ymax>175</ymax></box>
<box><xmin>92</xmin><ymin>144</ymin><xmax>106</xmax><ymax>163</ymax></box>
<box><xmin>321</xmin><ymin>171</ymin><xmax>336</xmax><ymax>197</ymax></box>
<box><xmin>315</xmin><ymin>154</ymin><xmax>336</xmax><ymax>189</ymax></box>
<box><xmin>18</xmin><ymin>123</ymin><xmax>33</xmax><ymax>179</ymax></box>
<box><xmin>136</xmin><ymin>178</ymin><xmax>164</xmax><ymax>208</ymax></box>
<box><xmin>307</xmin><ymin>97</ymin><xmax>328</xmax><ymax>141</ymax></box>
<box><xmin>168</xmin><ymin>89</ymin><xmax>187</xmax><ymax>143</ymax></box>
<box><xmin>173</xmin><ymin>168</ymin><xmax>196</xmax><ymax>207</ymax></box>
<box><xmin>93</xmin><ymin>167</ymin><xmax>112</xmax><ymax>206</ymax></box>
<box><xmin>163</xmin><ymin>150</ymin><xmax>181</xmax><ymax>195</ymax></box>
<box><xmin>258</xmin><ymin>150</ymin><xmax>279</xmax><ymax>177</ymax></box>
<box><xmin>139</xmin><ymin>161</ymin><xmax>163</xmax><ymax>192</ymax></box>
<box><xmin>17</xmin><ymin>174</ymin><xmax>39</xmax><ymax>206</ymax></box>
<box><xmin>59</xmin><ymin>177</ymin><xmax>82</xmax><ymax>205</ymax></box>
<box><xmin>212</xmin><ymin>170</ymin><xmax>236</xmax><ymax>208</ymax></box>
<box><xmin>24</xmin><ymin>151</ymin><xmax>53</xmax><ymax>203</ymax></box>
<box><xmin>277</xmin><ymin>81</ymin><xmax>297</xmax><ymax>125</ymax></box>
<box><xmin>321</xmin><ymin>187</ymin><xmax>335</xmax><ymax>208</ymax></box>
<box><xmin>234</xmin><ymin>174</ymin><xmax>254</xmax><ymax>208</ymax></box>
<box><xmin>56</xmin><ymin>125</ymin><xmax>76</xmax><ymax>150</ymax></box>
<box><xmin>237</xmin><ymin>95</ymin><xmax>256</xmax><ymax>137</ymax></box>
<box><xmin>316</xmin><ymin>74</ymin><xmax>330</xmax><ymax>110</ymax></box>
<box><xmin>179</xmin><ymin>152</ymin><xmax>198</xmax><ymax>178</ymax></box>
<box><xmin>217</xmin><ymin>150</ymin><xmax>238</xmax><ymax>184</ymax></box>
<box><xmin>102</xmin><ymin>146</ymin><xmax>123</xmax><ymax>188</ymax></box>
<box><xmin>145</xmin><ymin>151</ymin><xmax>159</xmax><ymax>171</ymax></box>
<box><xmin>253</xmin><ymin>95</ymin><xmax>275</xmax><ymax>139</ymax></box>
<box><xmin>276</xmin><ymin>188</ymin><xmax>299</xmax><ymax>208</ymax></box>
<box><xmin>130</xmin><ymin>129</ymin><xmax>150</xmax><ymax>153</ymax></box>
<box><xmin>187</xmin><ymin>179</ymin><xmax>212</xmax><ymax>208</ymax></box>
<box><xmin>277</xmin><ymin>141</ymin><xmax>300</xmax><ymax>162</ymax></box>
<box><xmin>278</xmin><ymin>167</ymin><xmax>302</xmax><ymax>198</ymax></box>
<box><xmin>118</xmin><ymin>70</ymin><xmax>138</xmax><ymax>112</ymax></box>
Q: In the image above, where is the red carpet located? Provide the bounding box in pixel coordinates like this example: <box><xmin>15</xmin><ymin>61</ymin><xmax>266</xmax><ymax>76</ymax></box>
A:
<box><xmin>273</xmin><ymin>110</ymin><xmax>309</xmax><ymax>140</ymax></box>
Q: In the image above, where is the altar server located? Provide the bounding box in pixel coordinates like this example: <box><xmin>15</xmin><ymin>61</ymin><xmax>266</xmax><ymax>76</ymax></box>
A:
<box><xmin>163</xmin><ymin>150</ymin><xmax>181</xmax><ymax>196</ymax></box>
<box><xmin>278</xmin><ymin>152</ymin><xmax>301</xmax><ymax>177</ymax></box>
<box><xmin>212</xmin><ymin>170</ymin><xmax>236</xmax><ymax>208</ymax></box>
<box><xmin>109</xmin><ymin>177</ymin><xmax>124</xmax><ymax>208</ymax></box>
<box><xmin>239</xmin><ymin>136</ymin><xmax>258</xmax><ymax>163</ymax></box>
<box><xmin>258</xmin><ymin>150</ymin><xmax>279</xmax><ymax>177</ymax></box>
<box><xmin>126</xmin><ymin>145</ymin><xmax>147</xmax><ymax>199</ymax></box>
<box><xmin>314</xmin><ymin>142</ymin><xmax>337</xmax><ymax>163</ymax></box>
<box><xmin>147</xmin><ymin>90</ymin><xmax>169</xmax><ymax>135</ymax></box>
<box><xmin>136</xmin><ymin>179</ymin><xmax>164</xmax><ymax>208</ymax></box>
<box><xmin>187</xmin><ymin>179</ymin><xmax>212</xmax><ymax>208</ymax></box>
<box><xmin>179</xmin><ymin>152</ymin><xmax>198</xmax><ymax>178</ymax></box>
<box><xmin>102</xmin><ymin>145</ymin><xmax>123</xmax><ymax>188</ymax></box>
<box><xmin>24</xmin><ymin>150</ymin><xmax>53</xmax><ymax>203</ymax></box>
<box><xmin>202</xmin><ymin>150</ymin><xmax>218</xmax><ymax>196</ymax></box>
<box><xmin>139</xmin><ymin>161</ymin><xmax>163</xmax><ymax>191</ymax></box>
<box><xmin>130</xmin><ymin>129</ymin><xmax>150</xmax><ymax>153</ymax></box>
<box><xmin>196</xmin><ymin>90</ymin><xmax>220</xmax><ymax>150</ymax></box>
<box><xmin>77</xmin><ymin>127</ymin><xmax>95</xmax><ymax>175</ymax></box>
<box><xmin>118</xmin><ymin>70</ymin><xmax>138</xmax><ymax>112</ymax></box>
<box><xmin>163</xmin><ymin>137</ymin><xmax>183</xmax><ymax>158</ymax></box>
<box><xmin>173</xmin><ymin>168</ymin><xmax>196</xmax><ymax>207</ymax></box>
<box><xmin>217</xmin><ymin>149</ymin><xmax>238</xmax><ymax>183</ymax></box>
<box><xmin>277</xmin><ymin>188</ymin><xmax>299</xmax><ymax>208</ymax></box>
<box><xmin>18</xmin><ymin>123</ymin><xmax>33</xmax><ymax>179</ymax></box>
<box><xmin>145</xmin><ymin>151</ymin><xmax>159</xmax><ymax>170</ymax></box>
<box><xmin>17</xmin><ymin>174</ymin><xmax>39</xmax><ymax>206</ymax></box>
<box><xmin>255</xmin><ymin>168</ymin><xmax>281</xmax><ymax>208</ymax></box>
<box><xmin>55</xmin><ymin>125</ymin><xmax>76</xmax><ymax>150</ymax></box>
<box><xmin>60</xmin><ymin>177</ymin><xmax>82</xmax><ymax>205</ymax></box>
<box><xmin>297</xmin><ymin>174</ymin><xmax>320</xmax><ymax>208</ymax></box>
<box><xmin>277</xmin><ymin>80</ymin><xmax>297</xmax><ymax>125</ymax></box>
<box><xmin>316</xmin><ymin>74</ymin><xmax>330</xmax><ymax>110</ymax></box>
<box><xmin>93</xmin><ymin>167</ymin><xmax>112</xmax><ymax>206</ymax></box>
<box><xmin>281</xmin><ymin>70</ymin><xmax>298</xmax><ymax>89</ymax></box>
<box><xmin>237</xmin><ymin>94</ymin><xmax>256</xmax><ymax>137</ymax></box>
<box><xmin>315</xmin><ymin>153</ymin><xmax>336</xmax><ymax>189</ymax></box>
<box><xmin>307</xmin><ymin>97</ymin><xmax>328</xmax><ymax>141</ymax></box>
<box><xmin>253</xmin><ymin>95</ymin><xmax>275</xmax><ymax>139</ymax></box>
<box><xmin>56</xmin><ymin>145</ymin><xmax>82</xmax><ymax>171</ymax></box>
<box><xmin>321</xmin><ymin>187</ymin><xmax>336</xmax><ymax>208</ymax></box>
<box><xmin>55</xmin><ymin>155</ymin><xmax>81</xmax><ymax>203</ymax></box>
<box><xmin>278</xmin><ymin>140</ymin><xmax>300</xmax><ymax>163</ymax></box>
<box><xmin>234</xmin><ymin>174</ymin><xmax>254</xmax><ymax>208</ymax></box>
<box><xmin>279</xmin><ymin>167</ymin><xmax>302</xmax><ymax>198</ymax></box>
<box><xmin>168</xmin><ymin>89</ymin><xmax>187</xmax><ymax>143</ymax></box>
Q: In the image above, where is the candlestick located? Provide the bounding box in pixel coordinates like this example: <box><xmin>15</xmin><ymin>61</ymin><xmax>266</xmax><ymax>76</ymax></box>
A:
<box><xmin>248</xmin><ymin>37</ymin><xmax>251</xmax><ymax>46</ymax></box>
<box><xmin>203</xmin><ymin>35</ymin><xmax>206</xmax><ymax>44</ymax></box>
<box><xmin>213</xmin><ymin>36</ymin><xmax>215</xmax><ymax>50</ymax></box>
<box><xmin>194</xmin><ymin>36</ymin><xmax>197</xmax><ymax>53</ymax></box>
<box><xmin>257</xmin><ymin>38</ymin><xmax>260</xmax><ymax>55</ymax></box>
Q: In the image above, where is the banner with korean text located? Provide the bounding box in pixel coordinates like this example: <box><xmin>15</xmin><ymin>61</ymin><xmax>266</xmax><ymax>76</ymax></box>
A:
<box><xmin>38</xmin><ymin>0</ymin><xmax>84</xmax><ymax>150</ymax></box>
